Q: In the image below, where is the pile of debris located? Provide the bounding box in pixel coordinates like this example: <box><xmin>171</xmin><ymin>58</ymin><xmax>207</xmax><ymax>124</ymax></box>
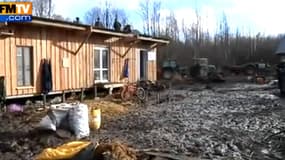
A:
<box><xmin>0</xmin><ymin>100</ymin><xmax>132</xmax><ymax>160</ymax></box>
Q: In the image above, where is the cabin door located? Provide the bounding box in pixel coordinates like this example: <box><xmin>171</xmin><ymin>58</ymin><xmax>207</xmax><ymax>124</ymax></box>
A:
<box><xmin>94</xmin><ymin>47</ymin><xmax>109</xmax><ymax>83</ymax></box>
<box><xmin>139</xmin><ymin>50</ymin><xmax>148</xmax><ymax>80</ymax></box>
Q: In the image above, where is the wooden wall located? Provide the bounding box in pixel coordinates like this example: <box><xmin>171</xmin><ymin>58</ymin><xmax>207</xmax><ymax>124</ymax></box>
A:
<box><xmin>0</xmin><ymin>25</ymin><xmax>157</xmax><ymax>97</ymax></box>
<box><xmin>147</xmin><ymin>48</ymin><xmax>157</xmax><ymax>81</ymax></box>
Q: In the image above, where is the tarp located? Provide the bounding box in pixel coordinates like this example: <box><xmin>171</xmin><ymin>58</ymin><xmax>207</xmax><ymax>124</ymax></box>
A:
<box><xmin>35</xmin><ymin>141</ymin><xmax>91</xmax><ymax>160</ymax></box>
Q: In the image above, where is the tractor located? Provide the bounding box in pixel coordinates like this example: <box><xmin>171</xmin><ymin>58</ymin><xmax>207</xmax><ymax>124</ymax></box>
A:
<box><xmin>160</xmin><ymin>60</ymin><xmax>188</xmax><ymax>80</ymax></box>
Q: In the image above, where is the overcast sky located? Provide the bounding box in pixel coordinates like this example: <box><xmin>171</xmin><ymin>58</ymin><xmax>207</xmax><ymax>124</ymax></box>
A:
<box><xmin>53</xmin><ymin>0</ymin><xmax>285</xmax><ymax>36</ymax></box>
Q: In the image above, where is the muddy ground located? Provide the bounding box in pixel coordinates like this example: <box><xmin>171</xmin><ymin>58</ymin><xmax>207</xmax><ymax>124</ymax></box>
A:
<box><xmin>1</xmin><ymin>82</ymin><xmax>285</xmax><ymax>160</ymax></box>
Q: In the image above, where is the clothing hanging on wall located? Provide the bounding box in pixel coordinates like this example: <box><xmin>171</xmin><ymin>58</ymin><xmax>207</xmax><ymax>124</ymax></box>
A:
<box><xmin>48</xmin><ymin>59</ymin><xmax>53</xmax><ymax>90</ymax></box>
<box><xmin>0</xmin><ymin>76</ymin><xmax>6</xmax><ymax>106</ymax></box>
<box><xmin>122</xmin><ymin>58</ymin><xmax>129</xmax><ymax>78</ymax></box>
<box><xmin>41</xmin><ymin>58</ymin><xmax>53</xmax><ymax>94</ymax></box>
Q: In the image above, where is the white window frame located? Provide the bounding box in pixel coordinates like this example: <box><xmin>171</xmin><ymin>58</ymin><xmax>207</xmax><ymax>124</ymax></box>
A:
<box><xmin>94</xmin><ymin>47</ymin><xmax>109</xmax><ymax>83</ymax></box>
<box><xmin>16</xmin><ymin>46</ymin><xmax>33</xmax><ymax>87</ymax></box>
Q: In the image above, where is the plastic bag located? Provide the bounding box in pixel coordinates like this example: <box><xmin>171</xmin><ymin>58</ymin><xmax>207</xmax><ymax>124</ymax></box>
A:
<box><xmin>38</xmin><ymin>115</ymin><xmax>56</xmax><ymax>131</ymax></box>
<box><xmin>70</xmin><ymin>143</ymin><xmax>96</xmax><ymax>160</ymax></box>
<box><xmin>35</xmin><ymin>141</ymin><xmax>91</xmax><ymax>160</ymax></box>
<box><xmin>7</xmin><ymin>104</ymin><xmax>24</xmax><ymax>113</ymax></box>
<box><xmin>38</xmin><ymin>104</ymin><xmax>71</xmax><ymax>131</ymax></box>
<box><xmin>69</xmin><ymin>103</ymin><xmax>90</xmax><ymax>139</ymax></box>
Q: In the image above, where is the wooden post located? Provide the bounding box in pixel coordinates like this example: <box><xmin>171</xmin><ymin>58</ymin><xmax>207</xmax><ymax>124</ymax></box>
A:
<box><xmin>94</xmin><ymin>84</ymin><xmax>98</xmax><ymax>99</ymax></box>
<box><xmin>168</xmin><ymin>82</ymin><xmax>172</xmax><ymax>104</ymax></box>
<box><xmin>80</xmin><ymin>88</ymin><xmax>84</xmax><ymax>102</ymax></box>
<box><xmin>43</xmin><ymin>94</ymin><xmax>47</xmax><ymax>107</ymax></box>
<box><xmin>109</xmin><ymin>87</ymin><xmax>113</xmax><ymax>95</ymax></box>
<box><xmin>156</xmin><ymin>91</ymin><xmax>160</xmax><ymax>104</ymax></box>
<box><xmin>62</xmin><ymin>90</ymin><xmax>66</xmax><ymax>103</ymax></box>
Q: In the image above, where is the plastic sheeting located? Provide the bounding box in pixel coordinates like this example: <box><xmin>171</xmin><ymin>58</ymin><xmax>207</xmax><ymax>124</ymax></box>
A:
<box><xmin>35</xmin><ymin>141</ymin><xmax>91</xmax><ymax>160</ymax></box>
<box><xmin>38</xmin><ymin>104</ymin><xmax>72</xmax><ymax>131</ymax></box>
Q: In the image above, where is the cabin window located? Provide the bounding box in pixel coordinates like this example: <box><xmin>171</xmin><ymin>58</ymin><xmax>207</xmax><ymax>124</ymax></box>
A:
<box><xmin>16</xmin><ymin>46</ymin><xmax>33</xmax><ymax>86</ymax></box>
<box><xmin>94</xmin><ymin>47</ymin><xmax>109</xmax><ymax>83</ymax></box>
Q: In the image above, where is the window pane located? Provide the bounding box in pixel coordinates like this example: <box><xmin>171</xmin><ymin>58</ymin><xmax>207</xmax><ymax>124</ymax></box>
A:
<box><xmin>94</xmin><ymin>71</ymin><xmax>100</xmax><ymax>80</ymax></box>
<box><xmin>102</xmin><ymin>50</ymin><xmax>108</xmax><ymax>68</ymax></box>
<box><xmin>94</xmin><ymin>49</ymin><xmax>100</xmax><ymax>68</ymax></box>
<box><xmin>17</xmin><ymin>48</ymin><xmax>23</xmax><ymax>86</ymax></box>
<box><xmin>23</xmin><ymin>47</ymin><xmax>32</xmax><ymax>85</ymax></box>
<box><xmin>102</xmin><ymin>70</ymin><xmax>108</xmax><ymax>80</ymax></box>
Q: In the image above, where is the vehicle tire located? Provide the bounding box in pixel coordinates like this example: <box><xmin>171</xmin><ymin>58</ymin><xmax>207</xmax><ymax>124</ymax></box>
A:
<box><xmin>136</xmin><ymin>87</ymin><xmax>146</xmax><ymax>101</ymax></box>
<box><xmin>245</xmin><ymin>65</ymin><xmax>256</xmax><ymax>75</ymax></box>
<box><xmin>256</xmin><ymin>76</ymin><xmax>265</xmax><ymax>84</ymax></box>
<box><xmin>163</xmin><ymin>70</ymin><xmax>173</xmax><ymax>80</ymax></box>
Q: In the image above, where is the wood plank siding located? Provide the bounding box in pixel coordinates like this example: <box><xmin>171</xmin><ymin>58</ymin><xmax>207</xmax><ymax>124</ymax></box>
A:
<box><xmin>0</xmin><ymin>24</ymin><xmax>161</xmax><ymax>97</ymax></box>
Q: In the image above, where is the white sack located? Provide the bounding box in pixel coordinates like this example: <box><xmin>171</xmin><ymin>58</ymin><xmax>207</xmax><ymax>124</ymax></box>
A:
<box><xmin>69</xmin><ymin>103</ymin><xmax>90</xmax><ymax>139</ymax></box>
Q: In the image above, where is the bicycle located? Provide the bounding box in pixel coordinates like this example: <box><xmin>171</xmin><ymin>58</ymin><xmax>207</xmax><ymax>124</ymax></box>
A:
<box><xmin>120</xmin><ymin>81</ymin><xmax>146</xmax><ymax>102</ymax></box>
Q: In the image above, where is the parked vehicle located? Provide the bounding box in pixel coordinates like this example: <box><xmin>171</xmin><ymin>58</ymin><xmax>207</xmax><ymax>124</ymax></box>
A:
<box><xmin>161</xmin><ymin>60</ymin><xmax>188</xmax><ymax>80</ymax></box>
<box><xmin>189</xmin><ymin>58</ymin><xmax>225</xmax><ymax>82</ymax></box>
<box><xmin>224</xmin><ymin>62</ymin><xmax>272</xmax><ymax>75</ymax></box>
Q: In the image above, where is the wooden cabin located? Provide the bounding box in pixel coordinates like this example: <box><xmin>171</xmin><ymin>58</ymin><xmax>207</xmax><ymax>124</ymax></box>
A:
<box><xmin>0</xmin><ymin>17</ymin><xmax>169</xmax><ymax>100</ymax></box>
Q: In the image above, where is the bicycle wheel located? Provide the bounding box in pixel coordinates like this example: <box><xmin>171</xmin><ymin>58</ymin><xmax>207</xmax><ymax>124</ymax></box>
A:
<box><xmin>121</xmin><ymin>87</ymin><xmax>131</xmax><ymax>101</ymax></box>
<box><xmin>136</xmin><ymin>87</ymin><xmax>146</xmax><ymax>101</ymax></box>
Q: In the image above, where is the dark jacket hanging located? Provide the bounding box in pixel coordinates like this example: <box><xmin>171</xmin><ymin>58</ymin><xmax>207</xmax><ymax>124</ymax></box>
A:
<box><xmin>122</xmin><ymin>58</ymin><xmax>129</xmax><ymax>78</ymax></box>
<box><xmin>48</xmin><ymin>59</ymin><xmax>53</xmax><ymax>90</ymax></box>
<box><xmin>41</xmin><ymin>59</ymin><xmax>53</xmax><ymax>94</ymax></box>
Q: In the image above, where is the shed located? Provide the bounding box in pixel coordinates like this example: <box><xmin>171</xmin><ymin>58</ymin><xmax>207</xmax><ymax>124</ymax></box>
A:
<box><xmin>0</xmin><ymin>16</ymin><xmax>169</xmax><ymax>99</ymax></box>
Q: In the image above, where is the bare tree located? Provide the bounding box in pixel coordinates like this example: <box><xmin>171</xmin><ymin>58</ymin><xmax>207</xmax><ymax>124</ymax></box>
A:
<box><xmin>85</xmin><ymin>7</ymin><xmax>103</xmax><ymax>25</ymax></box>
<box><xmin>165</xmin><ymin>12</ymin><xmax>179</xmax><ymax>41</ymax></box>
<box><xmin>85</xmin><ymin>1</ymin><xmax>128</xmax><ymax>29</ymax></box>
<box><xmin>102</xmin><ymin>1</ymin><xmax>112</xmax><ymax>28</ymax></box>
<box><xmin>32</xmin><ymin>0</ymin><xmax>54</xmax><ymax>18</ymax></box>
<box><xmin>112</xmin><ymin>9</ymin><xmax>128</xmax><ymax>27</ymax></box>
<box><xmin>219</xmin><ymin>13</ymin><xmax>230</xmax><ymax>63</ymax></box>
<box><xmin>183</xmin><ymin>9</ymin><xmax>203</xmax><ymax>58</ymax></box>
<box><xmin>148</xmin><ymin>6</ymin><xmax>281</xmax><ymax>71</ymax></box>
<box><xmin>151</xmin><ymin>0</ymin><xmax>161</xmax><ymax>36</ymax></box>
<box><xmin>139</xmin><ymin>0</ymin><xmax>162</xmax><ymax>36</ymax></box>
<box><xmin>48</xmin><ymin>0</ymin><xmax>52</xmax><ymax>17</ymax></box>
<box><xmin>139</xmin><ymin>0</ymin><xmax>151</xmax><ymax>35</ymax></box>
<box><xmin>182</xmin><ymin>19</ymin><xmax>192</xmax><ymax>45</ymax></box>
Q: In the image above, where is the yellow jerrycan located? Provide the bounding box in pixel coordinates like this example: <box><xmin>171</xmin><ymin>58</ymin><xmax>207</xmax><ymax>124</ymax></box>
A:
<box><xmin>89</xmin><ymin>107</ymin><xmax>101</xmax><ymax>130</ymax></box>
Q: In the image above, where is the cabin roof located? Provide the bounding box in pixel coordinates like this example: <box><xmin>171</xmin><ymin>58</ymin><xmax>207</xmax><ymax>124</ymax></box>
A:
<box><xmin>10</xmin><ymin>16</ymin><xmax>170</xmax><ymax>45</ymax></box>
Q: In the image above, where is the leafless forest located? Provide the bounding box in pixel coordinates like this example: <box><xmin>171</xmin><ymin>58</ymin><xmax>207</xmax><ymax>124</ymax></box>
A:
<box><xmin>28</xmin><ymin>0</ymin><xmax>283</xmax><ymax>68</ymax></box>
